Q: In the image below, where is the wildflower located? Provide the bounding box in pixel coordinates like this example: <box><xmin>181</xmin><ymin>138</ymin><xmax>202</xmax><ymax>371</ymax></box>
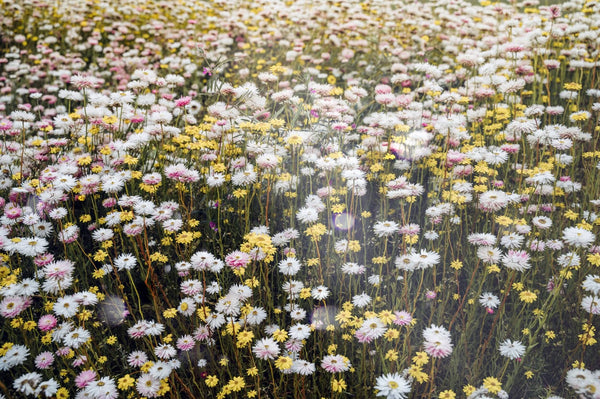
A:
<box><xmin>274</xmin><ymin>356</ymin><xmax>293</xmax><ymax>370</ymax></box>
<box><xmin>205</xmin><ymin>375</ymin><xmax>219</xmax><ymax>389</ymax></box>
<box><xmin>289</xmin><ymin>323</ymin><xmax>312</xmax><ymax>340</ymax></box>
<box><xmin>581</xmin><ymin>295</ymin><xmax>600</xmax><ymax>314</ymax></box>
<box><xmin>176</xmin><ymin>335</ymin><xmax>195</xmax><ymax>351</ymax></box>
<box><xmin>226</xmin><ymin>376</ymin><xmax>245</xmax><ymax>392</ymax></box>
<box><xmin>148</xmin><ymin>361</ymin><xmax>172</xmax><ymax>380</ymax></box>
<box><xmin>393</xmin><ymin>311</ymin><xmax>413</xmax><ymax>326</ymax></box>
<box><xmin>479</xmin><ymin>292</ymin><xmax>500</xmax><ymax>310</ymax></box>
<box><xmin>34</xmin><ymin>351</ymin><xmax>54</xmax><ymax>369</ymax></box>
<box><xmin>311</xmin><ymin>285</ymin><xmax>330</xmax><ymax>300</ymax></box>
<box><xmin>498</xmin><ymin>339</ymin><xmax>526</xmax><ymax>360</ymax></box>
<box><xmin>321</xmin><ymin>354</ymin><xmax>351</xmax><ymax>373</ymax></box>
<box><xmin>75</xmin><ymin>370</ymin><xmax>97</xmax><ymax>388</ymax></box>
<box><xmin>482</xmin><ymin>376</ymin><xmax>502</xmax><ymax>395</ymax></box>
<box><xmin>352</xmin><ymin>292</ymin><xmax>372</xmax><ymax>308</ymax></box>
<box><xmin>13</xmin><ymin>372</ymin><xmax>42</xmax><ymax>395</ymax></box>
<box><xmin>355</xmin><ymin>317</ymin><xmax>387</xmax><ymax>343</ymax></box>
<box><xmin>84</xmin><ymin>376</ymin><xmax>118</xmax><ymax>399</ymax></box>
<box><xmin>136</xmin><ymin>374</ymin><xmax>160</xmax><ymax>397</ymax></box>
<box><xmin>252</xmin><ymin>337</ymin><xmax>280</xmax><ymax>360</ymax></box>
<box><xmin>519</xmin><ymin>290</ymin><xmax>537</xmax><ymax>303</ymax></box>
<box><xmin>562</xmin><ymin>226</ymin><xmax>595</xmax><ymax>248</ymax></box>
<box><xmin>374</xmin><ymin>373</ymin><xmax>411</xmax><ymax>399</ymax></box>
<box><xmin>127</xmin><ymin>351</ymin><xmax>148</xmax><ymax>367</ymax></box>
<box><xmin>278</xmin><ymin>257</ymin><xmax>302</xmax><ymax>276</ymax></box>
<box><xmin>501</xmin><ymin>250</ymin><xmax>531</xmax><ymax>272</ymax></box>
<box><xmin>422</xmin><ymin>324</ymin><xmax>453</xmax><ymax>358</ymax></box>
<box><xmin>374</xmin><ymin>220</ymin><xmax>400</xmax><ymax>237</ymax></box>
<box><xmin>331</xmin><ymin>378</ymin><xmax>347</xmax><ymax>393</ymax></box>
<box><xmin>582</xmin><ymin>275</ymin><xmax>600</xmax><ymax>295</ymax></box>
<box><xmin>439</xmin><ymin>390</ymin><xmax>456</xmax><ymax>399</ymax></box>
<box><xmin>292</xmin><ymin>360</ymin><xmax>316</xmax><ymax>375</ymax></box>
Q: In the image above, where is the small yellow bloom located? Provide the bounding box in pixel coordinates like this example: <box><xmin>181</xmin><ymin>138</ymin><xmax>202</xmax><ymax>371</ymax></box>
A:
<box><xmin>56</xmin><ymin>387</ymin><xmax>69</xmax><ymax>399</ymax></box>
<box><xmin>450</xmin><ymin>260</ymin><xmax>463</xmax><ymax>270</ymax></box>
<box><xmin>117</xmin><ymin>374</ymin><xmax>135</xmax><ymax>390</ymax></box>
<box><xmin>272</xmin><ymin>329</ymin><xmax>288</xmax><ymax>342</ymax></box>
<box><xmin>236</xmin><ymin>330</ymin><xmax>254</xmax><ymax>348</ymax></box>
<box><xmin>412</xmin><ymin>351</ymin><xmax>429</xmax><ymax>366</ymax></box>
<box><xmin>331</xmin><ymin>378</ymin><xmax>346</xmax><ymax>393</ymax></box>
<box><xmin>519</xmin><ymin>290</ymin><xmax>537</xmax><ymax>303</ymax></box>
<box><xmin>482</xmin><ymin>376</ymin><xmax>502</xmax><ymax>394</ymax></box>
<box><xmin>463</xmin><ymin>385</ymin><xmax>476</xmax><ymax>396</ymax></box>
<box><xmin>439</xmin><ymin>390</ymin><xmax>456</xmax><ymax>399</ymax></box>
<box><xmin>205</xmin><ymin>375</ymin><xmax>219</xmax><ymax>387</ymax></box>
<box><xmin>274</xmin><ymin>356</ymin><xmax>293</xmax><ymax>370</ymax></box>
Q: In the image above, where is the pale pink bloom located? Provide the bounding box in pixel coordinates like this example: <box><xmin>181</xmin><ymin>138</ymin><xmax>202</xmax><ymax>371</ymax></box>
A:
<box><xmin>176</xmin><ymin>335</ymin><xmax>195</xmax><ymax>351</ymax></box>
<box><xmin>34</xmin><ymin>351</ymin><xmax>54</xmax><ymax>369</ymax></box>
<box><xmin>393</xmin><ymin>311</ymin><xmax>413</xmax><ymax>326</ymax></box>
<box><xmin>75</xmin><ymin>369</ymin><xmax>97</xmax><ymax>388</ymax></box>
<box><xmin>127</xmin><ymin>351</ymin><xmax>148</xmax><ymax>367</ymax></box>
<box><xmin>225</xmin><ymin>250</ymin><xmax>252</xmax><ymax>270</ymax></box>
<box><xmin>253</xmin><ymin>337</ymin><xmax>280</xmax><ymax>360</ymax></box>
<box><xmin>321</xmin><ymin>354</ymin><xmax>351</xmax><ymax>373</ymax></box>
<box><xmin>38</xmin><ymin>314</ymin><xmax>58</xmax><ymax>331</ymax></box>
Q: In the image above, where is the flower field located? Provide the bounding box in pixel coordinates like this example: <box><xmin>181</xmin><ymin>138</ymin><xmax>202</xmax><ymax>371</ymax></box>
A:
<box><xmin>1</xmin><ymin>0</ymin><xmax>600</xmax><ymax>397</ymax></box>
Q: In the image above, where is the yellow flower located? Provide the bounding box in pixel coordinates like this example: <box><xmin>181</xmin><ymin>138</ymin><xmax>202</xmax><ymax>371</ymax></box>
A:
<box><xmin>157</xmin><ymin>379</ymin><xmax>170</xmax><ymax>395</ymax></box>
<box><xmin>524</xmin><ymin>371</ymin><xmax>534</xmax><ymax>379</ymax></box>
<box><xmin>439</xmin><ymin>390</ymin><xmax>456</xmax><ymax>399</ymax></box>
<box><xmin>106</xmin><ymin>336</ymin><xmax>117</xmax><ymax>345</ymax></box>
<box><xmin>372</xmin><ymin>256</ymin><xmax>388</xmax><ymax>264</ymax></box>
<box><xmin>384</xmin><ymin>329</ymin><xmax>400</xmax><ymax>341</ymax></box>
<box><xmin>206</xmin><ymin>375</ymin><xmax>219</xmax><ymax>387</ymax></box>
<box><xmin>563</xmin><ymin>82</ymin><xmax>582</xmax><ymax>90</ymax></box>
<box><xmin>348</xmin><ymin>240</ymin><xmax>361</xmax><ymax>252</ymax></box>
<box><xmin>56</xmin><ymin>387</ymin><xmax>69</xmax><ymax>399</ymax></box>
<box><xmin>519</xmin><ymin>290</ymin><xmax>537</xmax><ymax>303</ymax></box>
<box><xmin>305</xmin><ymin>223</ymin><xmax>327</xmax><ymax>240</ymax></box>
<box><xmin>463</xmin><ymin>385</ymin><xmax>476</xmax><ymax>396</ymax></box>
<box><xmin>408</xmin><ymin>365</ymin><xmax>428</xmax><ymax>383</ymax></box>
<box><xmin>226</xmin><ymin>376</ymin><xmax>245</xmax><ymax>392</ymax></box>
<box><xmin>274</xmin><ymin>356</ymin><xmax>293</xmax><ymax>370</ymax></box>
<box><xmin>23</xmin><ymin>321</ymin><xmax>36</xmax><ymax>331</ymax></box>
<box><xmin>495</xmin><ymin>216</ymin><xmax>512</xmax><ymax>226</ymax></box>
<box><xmin>176</xmin><ymin>231</ymin><xmax>195</xmax><ymax>244</ymax></box>
<box><xmin>482</xmin><ymin>376</ymin><xmax>502</xmax><ymax>394</ymax></box>
<box><xmin>331</xmin><ymin>378</ymin><xmax>346</xmax><ymax>393</ymax></box>
<box><xmin>385</xmin><ymin>350</ymin><xmax>399</xmax><ymax>361</ymax></box>
<box><xmin>247</xmin><ymin>367</ymin><xmax>258</xmax><ymax>377</ymax></box>
<box><xmin>118</xmin><ymin>375</ymin><xmax>135</xmax><ymax>390</ymax></box>
<box><xmin>236</xmin><ymin>330</ymin><xmax>254</xmax><ymax>348</ymax></box>
<box><xmin>163</xmin><ymin>308</ymin><xmax>178</xmax><ymax>318</ymax></box>
<box><xmin>450</xmin><ymin>260</ymin><xmax>463</xmax><ymax>270</ymax></box>
<box><xmin>93</xmin><ymin>250</ymin><xmax>108</xmax><ymax>262</ymax></box>
<box><xmin>587</xmin><ymin>253</ymin><xmax>600</xmax><ymax>266</ymax></box>
<box><xmin>412</xmin><ymin>351</ymin><xmax>429</xmax><ymax>366</ymax></box>
<box><xmin>512</xmin><ymin>282</ymin><xmax>524</xmax><ymax>291</ymax></box>
<box><xmin>272</xmin><ymin>329</ymin><xmax>288</xmax><ymax>342</ymax></box>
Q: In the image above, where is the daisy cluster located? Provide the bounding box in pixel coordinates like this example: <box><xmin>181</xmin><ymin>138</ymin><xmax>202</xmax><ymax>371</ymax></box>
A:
<box><xmin>1</xmin><ymin>0</ymin><xmax>600</xmax><ymax>398</ymax></box>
